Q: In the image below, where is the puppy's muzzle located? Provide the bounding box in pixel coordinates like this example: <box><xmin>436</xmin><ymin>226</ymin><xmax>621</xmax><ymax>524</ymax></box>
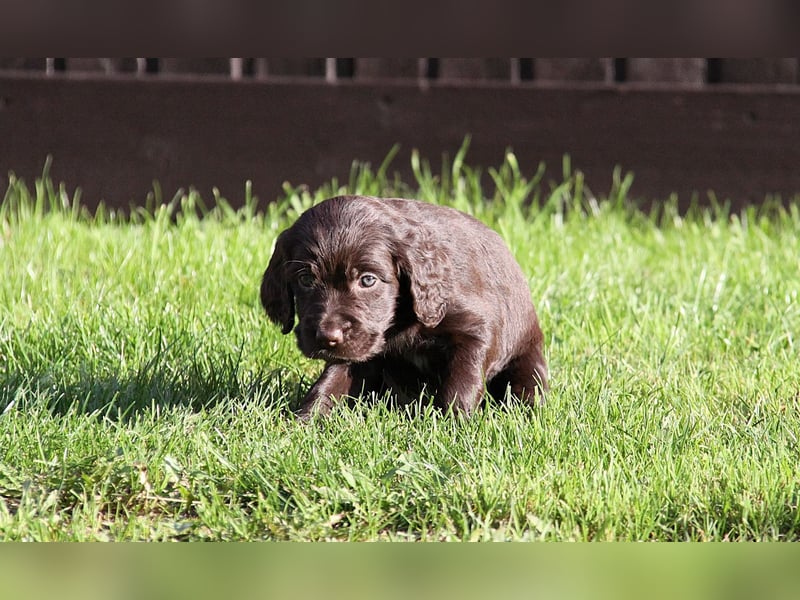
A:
<box><xmin>315</xmin><ymin>318</ymin><xmax>350</xmax><ymax>349</ymax></box>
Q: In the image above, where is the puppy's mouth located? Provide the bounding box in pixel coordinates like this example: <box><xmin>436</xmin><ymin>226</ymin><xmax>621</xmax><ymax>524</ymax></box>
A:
<box><xmin>296</xmin><ymin>321</ymin><xmax>386</xmax><ymax>363</ymax></box>
<box><xmin>308</xmin><ymin>345</ymin><xmax>379</xmax><ymax>364</ymax></box>
<box><xmin>303</xmin><ymin>334</ymin><xmax>385</xmax><ymax>364</ymax></box>
<box><xmin>309</xmin><ymin>348</ymin><xmax>351</xmax><ymax>363</ymax></box>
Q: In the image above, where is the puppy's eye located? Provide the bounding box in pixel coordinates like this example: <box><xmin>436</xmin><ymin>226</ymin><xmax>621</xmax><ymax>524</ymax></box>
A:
<box><xmin>297</xmin><ymin>273</ymin><xmax>315</xmax><ymax>289</ymax></box>
<box><xmin>359</xmin><ymin>274</ymin><xmax>378</xmax><ymax>288</ymax></box>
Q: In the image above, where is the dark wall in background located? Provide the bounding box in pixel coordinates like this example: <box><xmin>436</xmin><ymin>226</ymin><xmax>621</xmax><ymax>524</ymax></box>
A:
<box><xmin>2</xmin><ymin>60</ymin><xmax>800</xmax><ymax>211</ymax></box>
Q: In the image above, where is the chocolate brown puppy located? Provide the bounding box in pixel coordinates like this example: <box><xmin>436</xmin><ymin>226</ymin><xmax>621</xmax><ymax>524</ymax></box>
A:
<box><xmin>261</xmin><ymin>195</ymin><xmax>548</xmax><ymax>419</ymax></box>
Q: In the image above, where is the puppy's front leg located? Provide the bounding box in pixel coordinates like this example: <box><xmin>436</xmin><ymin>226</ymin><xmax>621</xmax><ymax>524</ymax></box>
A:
<box><xmin>296</xmin><ymin>363</ymin><xmax>354</xmax><ymax>420</ymax></box>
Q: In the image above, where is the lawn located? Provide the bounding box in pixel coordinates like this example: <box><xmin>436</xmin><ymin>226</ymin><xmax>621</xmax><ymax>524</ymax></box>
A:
<box><xmin>2</xmin><ymin>149</ymin><xmax>800</xmax><ymax>541</ymax></box>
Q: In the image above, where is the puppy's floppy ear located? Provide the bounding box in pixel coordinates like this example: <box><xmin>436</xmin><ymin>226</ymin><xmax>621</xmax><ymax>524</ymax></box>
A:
<box><xmin>260</xmin><ymin>230</ymin><xmax>295</xmax><ymax>334</ymax></box>
<box><xmin>394</xmin><ymin>221</ymin><xmax>451</xmax><ymax>328</ymax></box>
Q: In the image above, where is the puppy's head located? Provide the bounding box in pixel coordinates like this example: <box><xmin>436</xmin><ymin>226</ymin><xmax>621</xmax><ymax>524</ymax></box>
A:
<box><xmin>261</xmin><ymin>197</ymin><xmax>405</xmax><ymax>363</ymax></box>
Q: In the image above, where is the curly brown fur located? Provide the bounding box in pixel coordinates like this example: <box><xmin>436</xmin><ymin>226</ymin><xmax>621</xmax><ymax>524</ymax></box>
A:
<box><xmin>260</xmin><ymin>195</ymin><xmax>548</xmax><ymax>419</ymax></box>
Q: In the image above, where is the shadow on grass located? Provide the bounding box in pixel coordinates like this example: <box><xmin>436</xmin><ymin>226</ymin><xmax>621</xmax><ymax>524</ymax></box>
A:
<box><xmin>0</xmin><ymin>365</ymin><xmax>308</xmax><ymax>420</ymax></box>
<box><xmin>1</xmin><ymin>359</ymin><xmax>547</xmax><ymax>422</ymax></box>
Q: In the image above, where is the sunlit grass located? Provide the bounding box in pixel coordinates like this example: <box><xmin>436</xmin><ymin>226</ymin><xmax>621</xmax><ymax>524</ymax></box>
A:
<box><xmin>2</xmin><ymin>145</ymin><xmax>800</xmax><ymax>540</ymax></box>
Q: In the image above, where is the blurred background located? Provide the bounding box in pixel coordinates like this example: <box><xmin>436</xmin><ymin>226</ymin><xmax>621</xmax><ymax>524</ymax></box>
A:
<box><xmin>1</xmin><ymin>58</ymin><xmax>799</xmax><ymax>211</ymax></box>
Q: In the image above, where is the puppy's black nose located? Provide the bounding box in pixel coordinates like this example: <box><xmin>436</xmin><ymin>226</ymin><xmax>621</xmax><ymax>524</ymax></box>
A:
<box><xmin>316</xmin><ymin>325</ymin><xmax>344</xmax><ymax>348</ymax></box>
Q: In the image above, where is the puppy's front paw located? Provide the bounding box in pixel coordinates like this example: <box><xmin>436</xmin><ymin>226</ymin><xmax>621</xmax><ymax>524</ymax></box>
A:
<box><xmin>293</xmin><ymin>395</ymin><xmax>335</xmax><ymax>422</ymax></box>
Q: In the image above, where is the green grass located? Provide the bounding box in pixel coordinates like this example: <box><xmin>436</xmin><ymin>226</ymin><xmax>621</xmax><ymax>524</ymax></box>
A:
<box><xmin>2</xmin><ymin>147</ymin><xmax>800</xmax><ymax>541</ymax></box>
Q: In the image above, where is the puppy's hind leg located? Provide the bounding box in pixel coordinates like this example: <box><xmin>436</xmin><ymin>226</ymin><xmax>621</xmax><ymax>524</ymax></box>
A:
<box><xmin>436</xmin><ymin>344</ymin><xmax>490</xmax><ymax>416</ymax></box>
<box><xmin>505</xmin><ymin>344</ymin><xmax>549</xmax><ymax>407</ymax></box>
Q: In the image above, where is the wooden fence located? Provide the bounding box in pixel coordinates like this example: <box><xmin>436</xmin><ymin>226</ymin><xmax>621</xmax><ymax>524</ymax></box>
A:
<box><xmin>2</xmin><ymin>58</ymin><xmax>800</xmax><ymax>211</ymax></box>
<box><xmin>5</xmin><ymin>58</ymin><xmax>799</xmax><ymax>84</ymax></box>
